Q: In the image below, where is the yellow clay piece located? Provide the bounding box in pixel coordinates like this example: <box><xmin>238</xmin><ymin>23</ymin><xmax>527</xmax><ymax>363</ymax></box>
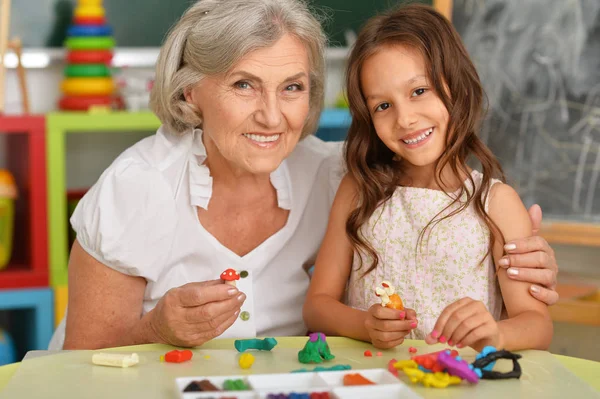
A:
<box><xmin>403</xmin><ymin>367</ymin><xmax>425</xmax><ymax>384</ymax></box>
<box><xmin>393</xmin><ymin>360</ymin><xmax>418</xmax><ymax>370</ymax></box>
<box><xmin>238</xmin><ymin>353</ymin><xmax>255</xmax><ymax>369</ymax></box>
<box><xmin>421</xmin><ymin>371</ymin><xmax>462</xmax><ymax>388</ymax></box>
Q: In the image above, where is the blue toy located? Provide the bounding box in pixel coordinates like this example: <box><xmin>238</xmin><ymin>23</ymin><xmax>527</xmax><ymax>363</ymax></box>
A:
<box><xmin>0</xmin><ymin>329</ymin><xmax>16</xmax><ymax>366</ymax></box>
<box><xmin>67</xmin><ymin>25</ymin><xmax>113</xmax><ymax>37</ymax></box>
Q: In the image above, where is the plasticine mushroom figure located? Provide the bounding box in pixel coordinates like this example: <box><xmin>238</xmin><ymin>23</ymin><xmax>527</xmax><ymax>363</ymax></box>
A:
<box><xmin>221</xmin><ymin>268</ymin><xmax>240</xmax><ymax>287</ymax></box>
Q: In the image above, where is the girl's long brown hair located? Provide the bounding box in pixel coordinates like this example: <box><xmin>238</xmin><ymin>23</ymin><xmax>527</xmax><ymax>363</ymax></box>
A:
<box><xmin>345</xmin><ymin>3</ymin><xmax>506</xmax><ymax>274</ymax></box>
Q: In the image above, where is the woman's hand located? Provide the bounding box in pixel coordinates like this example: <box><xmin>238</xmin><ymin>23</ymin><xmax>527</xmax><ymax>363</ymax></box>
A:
<box><xmin>497</xmin><ymin>204</ymin><xmax>559</xmax><ymax>305</ymax></box>
<box><xmin>364</xmin><ymin>305</ymin><xmax>418</xmax><ymax>349</ymax></box>
<box><xmin>147</xmin><ymin>280</ymin><xmax>246</xmax><ymax>347</ymax></box>
<box><xmin>425</xmin><ymin>297</ymin><xmax>502</xmax><ymax>352</ymax></box>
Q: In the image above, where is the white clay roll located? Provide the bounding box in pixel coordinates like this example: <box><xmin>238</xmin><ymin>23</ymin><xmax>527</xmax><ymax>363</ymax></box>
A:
<box><xmin>92</xmin><ymin>352</ymin><xmax>139</xmax><ymax>368</ymax></box>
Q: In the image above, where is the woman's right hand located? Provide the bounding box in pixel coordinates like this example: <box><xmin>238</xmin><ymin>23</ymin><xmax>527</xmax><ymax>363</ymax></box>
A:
<box><xmin>364</xmin><ymin>304</ymin><xmax>418</xmax><ymax>349</ymax></box>
<box><xmin>147</xmin><ymin>280</ymin><xmax>246</xmax><ymax>347</ymax></box>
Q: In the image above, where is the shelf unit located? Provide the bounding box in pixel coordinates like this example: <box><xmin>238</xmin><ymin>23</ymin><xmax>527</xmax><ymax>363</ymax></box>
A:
<box><xmin>47</xmin><ymin>112</ymin><xmax>162</xmax><ymax>287</ymax></box>
<box><xmin>0</xmin><ymin>115</ymin><xmax>48</xmax><ymax>289</ymax></box>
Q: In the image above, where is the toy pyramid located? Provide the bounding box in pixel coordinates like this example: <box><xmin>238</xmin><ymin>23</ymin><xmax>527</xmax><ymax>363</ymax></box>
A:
<box><xmin>58</xmin><ymin>0</ymin><xmax>123</xmax><ymax>111</ymax></box>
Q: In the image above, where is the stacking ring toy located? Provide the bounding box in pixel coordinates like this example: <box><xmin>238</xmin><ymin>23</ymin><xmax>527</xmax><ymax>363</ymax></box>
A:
<box><xmin>67</xmin><ymin>50</ymin><xmax>113</xmax><ymax>64</ymax></box>
<box><xmin>61</xmin><ymin>78</ymin><xmax>114</xmax><ymax>96</ymax></box>
<box><xmin>64</xmin><ymin>64</ymin><xmax>110</xmax><ymax>78</ymax></box>
<box><xmin>65</xmin><ymin>37</ymin><xmax>115</xmax><ymax>50</ymax></box>
<box><xmin>67</xmin><ymin>25</ymin><xmax>112</xmax><ymax>37</ymax></box>
<box><xmin>59</xmin><ymin>95</ymin><xmax>114</xmax><ymax>111</ymax></box>
<box><xmin>74</xmin><ymin>16</ymin><xmax>106</xmax><ymax>26</ymax></box>
<box><xmin>78</xmin><ymin>0</ymin><xmax>102</xmax><ymax>6</ymax></box>
<box><xmin>75</xmin><ymin>6</ymin><xmax>105</xmax><ymax>19</ymax></box>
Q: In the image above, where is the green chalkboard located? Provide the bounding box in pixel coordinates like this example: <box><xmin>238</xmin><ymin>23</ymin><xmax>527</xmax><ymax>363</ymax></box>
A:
<box><xmin>10</xmin><ymin>0</ymin><xmax>431</xmax><ymax>48</ymax></box>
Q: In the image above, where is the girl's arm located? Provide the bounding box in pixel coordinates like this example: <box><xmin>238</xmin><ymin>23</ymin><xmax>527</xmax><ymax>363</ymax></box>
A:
<box><xmin>303</xmin><ymin>176</ymin><xmax>371</xmax><ymax>341</ymax></box>
<box><xmin>487</xmin><ymin>183</ymin><xmax>553</xmax><ymax>350</ymax></box>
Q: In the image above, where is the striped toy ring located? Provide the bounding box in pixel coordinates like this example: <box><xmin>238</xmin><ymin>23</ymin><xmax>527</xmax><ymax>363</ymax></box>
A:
<box><xmin>65</xmin><ymin>37</ymin><xmax>115</xmax><ymax>50</ymax></box>
<box><xmin>67</xmin><ymin>50</ymin><xmax>113</xmax><ymax>64</ymax></box>
<box><xmin>59</xmin><ymin>95</ymin><xmax>114</xmax><ymax>111</ymax></box>
<box><xmin>74</xmin><ymin>6</ymin><xmax>105</xmax><ymax>19</ymax></box>
<box><xmin>74</xmin><ymin>16</ymin><xmax>106</xmax><ymax>25</ymax></box>
<box><xmin>61</xmin><ymin>78</ymin><xmax>115</xmax><ymax>96</ymax></box>
<box><xmin>65</xmin><ymin>64</ymin><xmax>111</xmax><ymax>78</ymax></box>
<box><xmin>67</xmin><ymin>25</ymin><xmax>112</xmax><ymax>37</ymax></box>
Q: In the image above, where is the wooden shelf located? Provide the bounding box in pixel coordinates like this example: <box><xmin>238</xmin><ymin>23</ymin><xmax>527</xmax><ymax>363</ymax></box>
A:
<box><xmin>540</xmin><ymin>221</ymin><xmax>600</xmax><ymax>247</ymax></box>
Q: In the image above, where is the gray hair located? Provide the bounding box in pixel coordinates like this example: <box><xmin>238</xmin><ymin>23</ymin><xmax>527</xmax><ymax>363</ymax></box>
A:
<box><xmin>150</xmin><ymin>0</ymin><xmax>327</xmax><ymax>138</ymax></box>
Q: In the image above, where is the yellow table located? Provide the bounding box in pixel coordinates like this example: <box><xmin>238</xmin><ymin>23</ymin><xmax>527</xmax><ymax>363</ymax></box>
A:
<box><xmin>0</xmin><ymin>338</ymin><xmax>598</xmax><ymax>397</ymax></box>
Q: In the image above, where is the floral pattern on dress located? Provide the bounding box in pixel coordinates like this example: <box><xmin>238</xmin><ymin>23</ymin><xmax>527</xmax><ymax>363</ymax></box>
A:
<box><xmin>345</xmin><ymin>171</ymin><xmax>503</xmax><ymax>339</ymax></box>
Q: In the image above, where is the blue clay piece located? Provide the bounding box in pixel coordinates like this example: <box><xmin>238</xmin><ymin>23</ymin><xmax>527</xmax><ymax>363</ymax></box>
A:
<box><xmin>291</xmin><ymin>364</ymin><xmax>351</xmax><ymax>373</ymax></box>
<box><xmin>234</xmin><ymin>337</ymin><xmax>278</xmax><ymax>352</ymax></box>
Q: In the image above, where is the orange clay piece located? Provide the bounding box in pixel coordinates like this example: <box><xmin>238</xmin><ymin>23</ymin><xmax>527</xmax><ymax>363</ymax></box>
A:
<box><xmin>343</xmin><ymin>373</ymin><xmax>376</xmax><ymax>386</ymax></box>
<box><xmin>386</xmin><ymin>293</ymin><xmax>404</xmax><ymax>310</ymax></box>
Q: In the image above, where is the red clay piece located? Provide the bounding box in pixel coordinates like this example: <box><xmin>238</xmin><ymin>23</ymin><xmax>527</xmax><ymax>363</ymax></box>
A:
<box><xmin>409</xmin><ymin>346</ymin><xmax>418</xmax><ymax>353</ymax></box>
<box><xmin>376</xmin><ymin>352</ymin><xmax>383</xmax><ymax>357</ymax></box>
<box><xmin>343</xmin><ymin>373</ymin><xmax>375</xmax><ymax>386</ymax></box>
<box><xmin>165</xmin><ymin>349</ymin><xmax>193</xmax><ymax>363</ymax></box>
<box><xmin>363</xmin><ymin>350</ymin><xmax>372</xmax><ymax>357</ymax></box>
<box><xmin>387</xmin><ymin>358</ymin><xmax>399</xmax><ymax>376</ymax></box>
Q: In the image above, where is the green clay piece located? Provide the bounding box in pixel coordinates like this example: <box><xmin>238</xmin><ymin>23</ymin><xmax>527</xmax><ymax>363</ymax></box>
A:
<box><xmin>291</xmin><ymin>364</ymin><xmax>352</xmax><ymax>373</ymax></box>
<box><xmin>240</xmin><ymin>311</ymin><xmax>250</xmax><ymax>321</ymax></box>
<box><xmin>223</xmin><ymin>379</ymin><xmax>248</xmax><ymax>391</ymax></box>
<box><xmin>234</xmin><ymin>337</ymin><xmax>278</xmax><ymax>352</ymax></box>
<box><xmin>240</xmin><ymin>270</ymin><xmax>249</xmax><ymax>278</ymax></box>
<box><xmin>297</xmin><ymin>332</ymin><xmax>335</xmax><ymax>364</ymax></box>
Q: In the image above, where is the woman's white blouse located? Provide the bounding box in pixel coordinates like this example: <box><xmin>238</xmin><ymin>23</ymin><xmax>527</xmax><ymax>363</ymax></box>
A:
<box><xmin>53</xmin><ymin>126</ymin><xmax>343</xmax><ymax>346</ymax></box>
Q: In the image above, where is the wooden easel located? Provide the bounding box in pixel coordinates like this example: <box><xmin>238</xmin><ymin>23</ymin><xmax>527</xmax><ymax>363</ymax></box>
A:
<box><xmin>0</xmin><ymin>0</ymin><xmax>29</xmax><ymax>114</ymax></box>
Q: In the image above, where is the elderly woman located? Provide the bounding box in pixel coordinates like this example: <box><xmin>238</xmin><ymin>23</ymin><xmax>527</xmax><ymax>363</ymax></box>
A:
<box><xmin>53</xmin><ymin>0</ymin><xmax>559</xmax><ymax>350</ymax></box>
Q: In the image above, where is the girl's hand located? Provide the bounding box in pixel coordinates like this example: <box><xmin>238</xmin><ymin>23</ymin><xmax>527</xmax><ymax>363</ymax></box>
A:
<box><xmin>364</xmin><ymin>305</ymin><xmax>418</xmax><ymax>349</ymax></box>
<box><xmin>147</xmin><ymin>280</ymin><xmax>246</xmax><ymax>347</ymax></box>
<box><xmin>497</xmin><ymin>204</ymin><xmax>559</xmax><ymax>305</ymax></box>
<box><xmin>424</xmin><ymin>297</ymin><xmax>503</xmax><ymax>352</ymax></box>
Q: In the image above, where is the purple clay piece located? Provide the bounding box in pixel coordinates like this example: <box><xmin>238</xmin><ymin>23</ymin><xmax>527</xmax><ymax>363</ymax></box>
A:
<box><xmin>438</xmin><ymin>351</ymin><xmax>480</xmax><ymax>383</ymax></box>
<box><xmin>309</xmin><ymin>332</ymin><xmax>325</xmax><ymax>343</ymax></box>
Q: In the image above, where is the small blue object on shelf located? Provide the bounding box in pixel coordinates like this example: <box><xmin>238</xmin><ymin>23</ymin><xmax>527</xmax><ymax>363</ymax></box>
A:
<box><xmin>0</xmin><ymin>329</ymin><xmax>16</xmax><ymax>366</ymax></box>
<box><xmin>316</xmin><ymin>108</ymin><xmax>351</xmax><ymax>142</ymax></box>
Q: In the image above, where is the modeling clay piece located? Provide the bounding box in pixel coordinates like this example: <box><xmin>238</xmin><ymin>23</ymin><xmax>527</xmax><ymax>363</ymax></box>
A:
<box><xmin>376</xmin><ymin>351</ymin><xmax>383</xmax><ymax>356</ymax></box>
<box><xmin>421</xmin><ymin>372</ymin><xmax>462</xmax><ymax>388</ymax></box>
<box><xmin>91</xmin><ymin>352</ymin><xmax>139</xmax><ymax>368</ymax></box>
<box><xmin>238</xmin><ymin>353</ymin><xmax>255</xmax><ymax>369</ymax></box>
<box><xmin>164</xmin><ymin>349</ymin><xmax>193</xmax><ymax>363</ymax></box>
<box><xmin>374</xmin><ymin>281</ymin><xmax>404</xmax><ymax>310</ymax></box>
<box><xmin>474</xmin><ymin>346</ymin><xmax>498</xmax><ymax>372</ymax></box>
<box><xmin>221</xmin><ymin>268</ymin><xmax>241</xmax><ymax>286</ymax></box>
<box><xmin>297</xmin><ymin>332</ymin><xmax>335</xmax><ymax>364</ymax></box>
<box><xmin>438</xmin><ymin>351</ymin><xmax>479</xmax><ymax>383</ymax></box>
<box><xmin>183</xmin><ymin>379</ymin><xmax>220</xmax><ymax>392</ymax></box>
<box><xmin>310</xmin><ymin>393</ymin><xmax>331</xmax><ymax>399</ymax></box>
<box><xmin>291</xmin><ymin>364</ymin><xmax>351</xmax><ymax>373</ymax></box>
<box><xmin>393</xmin><ymin>359</ymin><xmax>418</xmax><ymax>370</ymax></box>
<box><xmin>471</xmin><ymin>349</ymin><xmax>522</xmax><ymax>380</ymax></box>
<box><xmin>388</xmin><ymin>358</ymin><xmax>399</xmax><ymax>376</ymax></box>
<box><xmin>363</xmin><ymin>350</ymin><xmax>372</xmax><ymax>357</ymax></box>
<box><xmin>342</xmin><ymin>373</ymin><xmax>375</xmax><ymax>386</ymax></box>
<box><xmin>223</xmin><ymin>378</ymin><xmax>249</xmax><ymax>390</ymax></box>
<box><xmin>409</xmin><ymin>346</ymin><xmax>418</xmax><ymax>353</ymax></box>
<box><xmin>234</xmin><ymin>337</ymin><xmax>278</xmax><ymax>352</ymax></box>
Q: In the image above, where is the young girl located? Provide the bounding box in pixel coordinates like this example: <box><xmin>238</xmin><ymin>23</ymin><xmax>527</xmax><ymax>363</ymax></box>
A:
<box><xmin>303</xmin><ymin>4</ymin><xmax>553</xmax><ymax>352</ymax></box>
